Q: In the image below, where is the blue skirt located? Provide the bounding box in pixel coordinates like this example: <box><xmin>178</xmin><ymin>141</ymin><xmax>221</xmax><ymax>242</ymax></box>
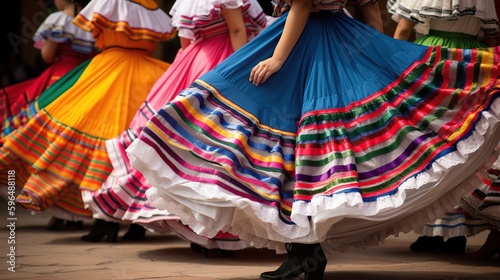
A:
<box><xmin>201</xmin><ymin>11</ymin><xmax>428</xmax><ymax>131</ymax></box>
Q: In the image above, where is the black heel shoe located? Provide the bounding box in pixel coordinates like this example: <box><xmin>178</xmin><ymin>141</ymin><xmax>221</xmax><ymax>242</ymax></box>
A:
<box><xmin>260</xmin><ymin>243</ymin><xmax>327</xmax><ymax>280</ymax></box>
<box><xmin>81</xmin><ymin>219</ymin><xmax>119</xmax><ymax>243</ymax></box>
<box><xmin>123</xmin><ymin>224</ymin><xmax>146</xmax><ymax>241</ymax></box>
<box><xmin>409</xmin><ymin>236</ymin><xmax>444</xmax><ymax>252</ymax></box>
<box><xmin>441</xmin><ymin>236</ymin><xmax>467</xmax><ymax>255</ymax></box>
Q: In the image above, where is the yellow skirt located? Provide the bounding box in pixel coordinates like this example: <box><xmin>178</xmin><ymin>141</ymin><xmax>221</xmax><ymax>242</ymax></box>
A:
<box><xmin>0</xmin><ymin>47</ymin><xmax>169</xmax><ymax>217</ymax></box>
<box><xmin>46</xmin><ymin>47</ymin><xmax>170</xmax><ymax>138</ymax></box>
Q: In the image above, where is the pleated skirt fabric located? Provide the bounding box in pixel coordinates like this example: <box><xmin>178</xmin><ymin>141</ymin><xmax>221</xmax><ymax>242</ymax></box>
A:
<box><xmin>415</xmin><ymin>30</ymin><xmax>488</xmax><ymax>49</ymax></box>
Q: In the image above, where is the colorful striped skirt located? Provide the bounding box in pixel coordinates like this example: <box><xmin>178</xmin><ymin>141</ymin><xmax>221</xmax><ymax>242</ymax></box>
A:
<box><xmin>412</xmin><ymin>30</ymin><xmax>495</xmax><ymax>239</ymax></box>
<box><xmin>128</xmin><ymin>11</ymin><xmax>500</xmax><ymax>252</ymax></box>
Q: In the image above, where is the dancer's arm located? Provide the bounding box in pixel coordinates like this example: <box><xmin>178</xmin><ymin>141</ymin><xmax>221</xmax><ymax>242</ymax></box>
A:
<box><xmin>358</xmin><ymin>1</ymin><xmax>383</xmax><ymax>33</ymax></box>
<box><xmin>41</xmin><ymin>40</ymin><xmax>59</xmax><ymax>64</ymax></box>
<box><xmin>222</xmin><ymin>7</ymin><xmax>247</xmax><ymax>51</ymax></box>
<box><xmin>393</xmin><ymin>17</ymin><xmax>416</xmax><ymax>41</ymax></box>
<box><xmin>180</xmin><ymin>37</ymin><xmax>191</xmax><ymax>50</ymax></box>
<box><xmin>249</xmin><ymin>0</ymin><xmax>312</xmax><ymax>86</ymax></box>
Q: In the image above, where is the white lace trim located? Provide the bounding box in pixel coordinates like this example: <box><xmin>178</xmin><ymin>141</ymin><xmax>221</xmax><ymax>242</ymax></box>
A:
<box><xmin>33</xmin><ymin>11</ymin><xmax>95</xmax><ymax>53</ymax></box>
<box><xmin>170</xmin><ymin>0</ymin><xmax>266</xmax><ymax>40</ymax></box>
<box><xmin>387</xmin><ymin>0</ymin><xmax>499</xmax><ymax>36</ymax></box>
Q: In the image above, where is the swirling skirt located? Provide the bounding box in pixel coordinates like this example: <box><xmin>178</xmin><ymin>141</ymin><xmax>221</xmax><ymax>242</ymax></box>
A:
<box><xmin>128</xmin><ymin>12</ymin><xmax>500</xmax><ymax>252</ymax></box>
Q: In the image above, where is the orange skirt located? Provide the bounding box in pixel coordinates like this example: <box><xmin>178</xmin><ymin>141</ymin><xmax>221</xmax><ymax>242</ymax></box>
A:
<box><xmin>0</xmin><ymin>47</ymin><xmax>169</xmax><ymax>218</ymax></box>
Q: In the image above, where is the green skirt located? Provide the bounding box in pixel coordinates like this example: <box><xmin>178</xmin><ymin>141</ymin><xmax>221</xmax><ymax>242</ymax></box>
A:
<box><xmin>415</xmin><ymin>30</ymin><xmax>488</xmax><ymax>49</ymax></box>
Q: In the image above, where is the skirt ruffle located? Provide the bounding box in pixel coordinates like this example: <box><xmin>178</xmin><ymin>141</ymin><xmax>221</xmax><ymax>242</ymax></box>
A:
<box><xmin>74</xmin><ymin>0</ymin><xmax>175</xmax><ymax>43</ymax></box>
<box><xmin>414</xmin><ymin>30</ymin><xmax>488</xmax><ymax>49</ymax></box>
<box><xmin>0</xmin><ymin>110</ymin><xmax>109</xmax><ymax>217</ymax></box>
<box><xmin>387</xmin><ymin>0</ymin><xmax>499</xmax><ymax>37</ymax></box>
<box><xmin>406</xmin><ymin>27</ymin><xmax>494</xmax><ymax>239</ymax></box>
<box><xmin>81</xmin><ymin>112</ymin><xmax>174</xmax><ymax>224</ymax></box>
<box><xmin>33</xmin><ymin>11</ymin><xmax>95</xmax><ymax>54</ymax></box>
<box><xmin>420</xmin><ymin>206</ymin><xmax>495</xmax><ymax>238</ymax></box>
<box><xmin>170</xmin><ymin>0</ymin><xmax>266</xmax><ymax>40</ymax></box>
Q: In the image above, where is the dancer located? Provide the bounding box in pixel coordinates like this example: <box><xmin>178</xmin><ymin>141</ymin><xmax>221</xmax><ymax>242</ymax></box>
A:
<box><xmin>81</xmin><ymin>0</ymin><xmax>267</xmax><ymax>247</ymax></box>
<box><xmin>388</xmin><ymin>0</ymin><xmax>500</xmax><ymax>254</ymax></box>
<box><xmin>0</xmin><ymin>0</ymin><xmax>175</xmax><ymax>233</ymax></box>
<box><xmin>1</xmin><ymin>0</ymin><xmax>95</xmax><ymax>137</ymax></box>
<box><xmin>0</xmin><ymin>0</ymin><xmax>95</xmax><ymax>231</ymax></box>
<box><xmin>390</xmin><ymin>0</ymin><xmax>498</xmax><ymax>47</ymax></box>
<box><xmin>128</xmin><ymin>0</ymin><xmax>500</xmax><ymax>278</ymax></box>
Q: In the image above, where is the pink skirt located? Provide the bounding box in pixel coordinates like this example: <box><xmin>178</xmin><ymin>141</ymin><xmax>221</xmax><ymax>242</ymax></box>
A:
<box><xmin>84</xmin><ymin>33</ymin><xmax>236</xmax><ymax>225</ymax></box>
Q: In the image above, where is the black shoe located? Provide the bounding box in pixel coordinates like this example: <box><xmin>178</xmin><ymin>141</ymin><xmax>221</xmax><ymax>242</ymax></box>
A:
<box><xmin>123</xmin><ymin>224</ymin><xmax>146</xmax><ymax>241</ymax></box>
<box><xmin>190</xmin><ymin>243</ymin><xmax>204</xmax><ymax>254</ymax></box>
<box><xmin>47</xmin><ymin>217</ymin><xmax>66</xmax><ymax>231</ymax></box>
<box><xmin>409</xmin><ymin>236</ymin><xmax>444</xmax><ymax>252</ymax></box>
<box><xmin>47</xmin><ymin>217</ymin><xmax>84</xmax><ymax>231</ymax></box>
<box><xmin>65</xmin><ymin>220</ymin><xmax>84</xmax><ymax>230</ymax></box>
<box><xmin>441</xmin><ymin>236</ymin><xmax>467</xmax><ymax>255</ymax></box>
<box><xmin>80</xmin><ymin>219</ymin><xmax>119</xmax><ymax>243</ymax></box>
<box><xmin>190</xmin><ymin>243</ymin><xmax>235</xmax><ymax>258</ymax></box>
<box><xmin>260</xmin><ymin>243</ymin><xmax>327</xmax><ymax>280</ymax></box>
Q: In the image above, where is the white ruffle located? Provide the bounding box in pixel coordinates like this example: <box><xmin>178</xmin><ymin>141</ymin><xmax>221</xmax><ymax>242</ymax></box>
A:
<box><xmin>170</xmin><ymin>0</ymin><xmax>256</xmax><ymax>24</ymax></box>
<box><xmin>420</xmin><ymin>207</ymin><xmax>494</xmax><ymax>238</ymax></box>
<box><xmin>33</xmin><ymin>11</ymin><xmax>95</xmax><ymax>54</ymax></box>
<box><xmin>169</xmin><ymin>0</ymin><xmax>266</xmax><ymax>40</ymax></box>
<box><xmin>77</xmin><ymin>0</ymin><xmax>174</xmax><ymax>36</ymax></box>
<box><xmin>388</xmin><ymin>0</ymin><xmax>499</xmax><ymax>36</ymax></box>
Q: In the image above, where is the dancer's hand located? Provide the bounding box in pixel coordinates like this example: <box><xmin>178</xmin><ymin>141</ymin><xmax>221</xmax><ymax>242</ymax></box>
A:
<box><xmin>249</xmin><ymin>0</ymin><xmax>312</xmax><ymax>87</ymax></box>
<box><xmin>249</xmin><ymin>57</ymin><xmax>284</xmax><ymax>86</ymax></box>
